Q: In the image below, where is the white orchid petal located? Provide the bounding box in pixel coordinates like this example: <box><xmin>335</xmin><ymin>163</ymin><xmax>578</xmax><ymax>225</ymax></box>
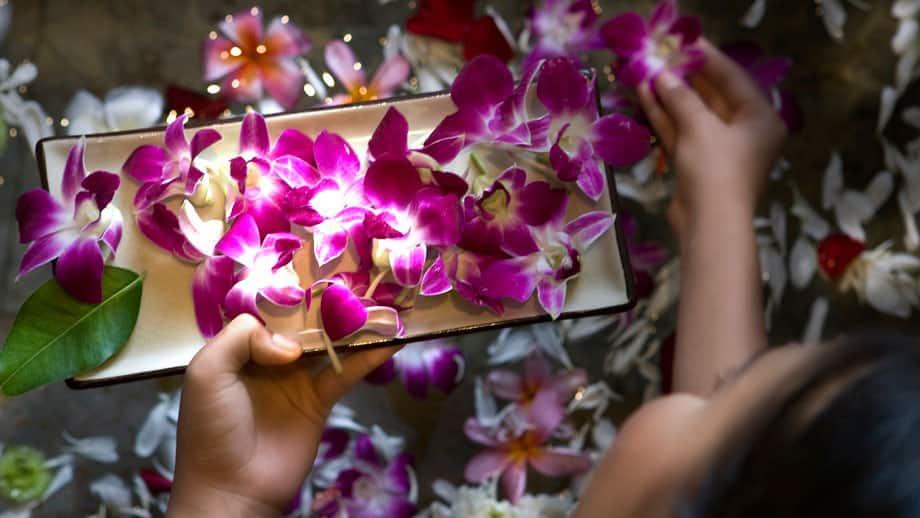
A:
<box><xmin>790</xmin><ymin>236</ymin><xmax>818</xmax><ymax>289</ymax></box>
<box><xmin>3</xmin><ymin>62</ymin><xmax>37</xmax><ymax>90</ymax></box>
<box><xmin>893</xmin><ymin>19</ymin><xmax>919</xmax><ymax>54</ymax></box>
<box><xmin>822</xmin><ymin>151</ymin><xmax>844</xmax><ymax>210</ymax></box>
<box><xmin>591</xmin><ymin>418</ymin><xmax>618</xmax><ymax>450</ymax></box>
<box><xmin>64</xmin><ymin>90</ymin><xmax>106</xmax><ymax>135</ymax></box>
<box><xmin>133</xmin><ymin>473</ymin><xmax>153</xmax><ymax>511</ymax></box>
<box><xmin>865</xmin><ymin>170</ymin><xmax>895</xmax><ymax>212</ymax></box>
<box><xmin>898</xmin><ymin>191</ymin><xmax>920</xmax><ymax>251</ymax></box>
<box><xmin>834</xmin><ymin>192</ymin><xmax>871</xmax><ymax>241</ymax></box>
<box><xmin>103</xmin><ymin>87</ymin><xmax>163</xmax><ymax>131</ymax></box>
<box><xmin>802</xmin><ymin>297</ymin><xmax>830</xmax><ymax>343</ymax></box>
<box><xmin>90</xmin><ymin>474</ymin><xmax>132</xmax><ymax>510</ymax></box>
<box><xmin>134</xmin><ymin>399</ymin><xmax>169</xmax><ymax>458</ymax></box>
<box><xmin>897</xmin><ymin>46</ymin><xmax>920</xmax><ymax>91</ymax></box>
<box><xmin>894</xmin><ymin>0</ymin><xmax>920</xmax><ymax>19</ymax></box>
<box><xmin>770</xmin><ymin>202</ymin><xmax>787</xmax><ymax>253</ymax></box>
<box><xmin>63</xmin><ymin>431</ymin><xmax>119</xmax><ymax>464</ymax></box>
<box><xmin>474</xmin><ymin>377</ymin><xmax>498</xmax><ymax>423</ymax></box>
<box><xmin>878</xmin><ymin>86</ymin><xmax>899</xmax><ymax>133</ymax></box>
<box><xmin>821</xmin><ymin>0</ymin><xmax>847</xmax><ymax>40</ymax></box>
<box><xmin>741</xmin><ymin>0</ymin><xmax>767</xmax><ymax>28</ymax></box>
<box><xmin>370</xmin><ymin>425</ymin><xmax>405</xmax><ymax>462</ymax></box>
<box><xmin>865</xmin><ymin>262</ymin><xmax>915</xmax><ymax>318</ymax></box>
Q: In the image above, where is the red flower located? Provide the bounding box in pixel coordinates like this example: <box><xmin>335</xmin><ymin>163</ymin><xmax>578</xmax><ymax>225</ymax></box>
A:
<box><xmin>406</xmin><ymin>0</ymin><xmax>514</xmax><ymax>63</ymax></box>
<box><xmin>818</xmin><ymin>233</ymin><xmax>865</xmax><ymax>281</ymax></box>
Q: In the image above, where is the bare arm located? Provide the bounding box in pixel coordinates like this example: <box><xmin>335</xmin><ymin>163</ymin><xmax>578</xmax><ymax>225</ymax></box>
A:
<box><xmin>638</xmin><ymin>40</ymin><xmax>786</xmax><ymax>396</ymax></box>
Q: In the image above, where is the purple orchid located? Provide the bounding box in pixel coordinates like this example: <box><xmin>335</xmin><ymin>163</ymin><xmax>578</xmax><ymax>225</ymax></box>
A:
<box><xmin>365</xmin><ymin>339</ymin><xmax>465</xmax><ymax>398</ymax></box>
<box><xmin>315</xmin><ymin>271</ymin><xmax>406</xmax><ymax>342</ymax></box>
<box><xmin>601</xmin><ymin>0</ymin><xmax>704</xmax><ymax>88</ymax></box>
<box><xmin>523</xmin><ymin>0</ymin><xmax>603</xmax><ymax>72</ymax></box>
<box><xmin>362</xmin><ymin>155</ymin><xmax>465</xmax><ymax>287</ymax></box>
<box><xmin>324</xmin><ymin>40</ymin><xmax>410</xmax><ymax>105</ymax></box>
<box><xmin>464</xmin><ymin>389</ymin><xmax>592</xmax><ymax>503</ymax></box>
<box><xmin>214</xmin><ymin>213</ymin><xmax>305</xmax><ymax>321</ymax></box>
<box><xmin>314</xmin><ymin>434</ymin><xmax>416</xmax><ymax>518</ymax></box>
<box><xmin>621</xmin><ymin>211</ymin><xmax>668</xmax><ymax>298</ymax></box>
<box><xmin>723</xmin><ymin>42</ymin><xmax>802</xmax><ymax>132</ymax></box>
<box><xmin>16</xmin><ymin>139</ymin><xmax>123</xmax><ymax>303</ymax></box>
<box><xmin>537</xmin><ymin>57</ymin><xmax>652</xmax><ymax>201</ymax></box>
<box><xmin>460</xmin><ymin>167</ymin><xmax>568</xmax><ymax>257</ymax></box>
<box><xmin>227</xmin><ymin>112</ymin><xmax>319</xmax><ymax>237</ymax></box>
<box><xmin>202</xmin><ymin>7</ymin><xmax>311</xmax><ymax>110</ymax></box>
<box><xmin>123</xmin><ymin>114</ymin><xmax>222</xmax><ymax>211</ymax></box>
<box><xmin>284</xmin><ymin>130</ymin><xmax>367</xmax><ymax>266</ymax></box>
<box><xmin>486</xmin><ymin>350</ymin><xmax>587</xmax><ymax>408</ymax></box>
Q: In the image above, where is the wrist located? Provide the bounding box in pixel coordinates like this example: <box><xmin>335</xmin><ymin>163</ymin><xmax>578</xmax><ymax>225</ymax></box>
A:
<box><xmin>679</xmin><ymin>198</ymin><xmax>756</xmax><ymax>248</ymax></box>
<box><xmin>167</xmin><ymin>475</ymin><xmax>282</xmax><ymax>518</ymax></box>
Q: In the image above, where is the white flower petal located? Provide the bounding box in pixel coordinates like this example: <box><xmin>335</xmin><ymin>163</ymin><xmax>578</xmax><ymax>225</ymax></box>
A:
<box><xmin>64</xmin><ymin>90</ymin><xmax>106</xmax><ymax>136</ymax></box>
<box><xmin>369</xmin><ymin>425</ymin><xmax>405</xmax><ymax>462</ymax></box>
<box><xmin>893</xmin><ymin>19</ymin><xmax>919</xmax><ymax>54</ymax></box>
<box><xmin>834</xmin><ymin>192</ymin><xmax>871</xmax><ymax>241</ymax></box>
<box><xmin>135</xmin><ymin>398</ymin><xmax>169</xmax><ymax>458</ymax></box>
<box><xmin>865</xmin><ymin>170</ymin><xmax>895</xmax><ymax>212</ymax></box>
<box><xmin>592</xmin><ymin>418</ymin><xmax>617</xmax><ymax>450</ymax></box>
<box><xmin>865</xmin><ymin>263</ymin><xmax>915</xmax><ymax>318</ymax></box>
<box><xmin>896</xmin><ymin>46</ymin><xmax>920</xmax><ymax>91</ymax></box>
<box><xmin>894</xmin><ymin>0</ymin><xmax>920</xmax><ymax>19</ymax></box>
<box><xmin>802</xmin><ymin>297</ymin><xmax>830</xmax><ymax>343</ymax></box>
<box><xmin>770</xmin><ymin>202</ymin><xmax>787</xmax><ymax>253</ymax></box>
<box><xmin>103</xmin><ymin>87</ymin><xmax>163</xmax><ymax>131</ymax></box>
<box><xmin>789</xmin><ymin>236</ymin><xmax>818</xmax><ymax>289</ymax></box>
<box><xmin>63</xmin><ymin>431</ymin><xmax>119</xmax><ymax>464</ymax></box>
<box><xmin>741</xmin><ymin>0</ymin><xmax>767</xmax><ymax>28</ymax></box>
<box><xmin>792</xmin><ymin>188</ymin><xmax>831</xmax><ymax>240</ymax></box>
<box><xmin>43</xmin><ymin>462</ymin><xmax>73</xmax><ymax>501</ymax></box>
<box><xmin>90</xmin><ymin>474</ymin><xmax>132</xmax><ymax>511</ymax></box>
<box><xmin>821</xmin><ymin>0</ymin><xmax>847</xmax><ymax>40</ymax></box>
<box><xmin>822</xmin><ymin>151</ymin><xmax>844</xmax><ymax>210</ymax></box>
<box><xmin>898</xmin><ymin>190</ymin><xmax>920</xmax><ymax>251</ymax></box>
<box><xmin>878</xmin><ymin>86</ymin><xmax>899</xmax><ymax>133</ymax></box>
<box><xmin>133</xmin><ymin>473</ymin><xmax>153</xmax><ymax>511</ymax></box>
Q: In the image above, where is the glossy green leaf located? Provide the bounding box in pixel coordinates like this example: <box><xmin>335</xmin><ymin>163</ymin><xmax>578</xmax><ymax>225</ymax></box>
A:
<box><xmin>0</xmin><ymin>266</ymin><xmax>143</xmax><ymax>395</ymax></box>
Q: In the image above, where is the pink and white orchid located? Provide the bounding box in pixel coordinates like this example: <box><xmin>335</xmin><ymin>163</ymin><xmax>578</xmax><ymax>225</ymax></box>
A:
<box><xmin>537</xmin><ymin>57</ymin><xmax>651</xmax><ymax>201</ymax></box>
<box><xmin>214</xmin><ymin>213</ymin><xmax>305</xmax><ymax>321</ymax></box>
<box><xmin>523</xmin><ymin>0</ymin><xmax>603</xmax><ymax>72</ymax></box>
<box><xmin>123</xmin><ymin>114</ymin><xmax>221</xmax><ymax>212</ymax></box>
<box><xmin>202</xmin><ymin>8</ymin><xmax>310</xmax><ymax>110</ymax></box>
<box><xmin>420</xmin><ymin>247</ymin><xmax>532</xmax><ymax>314</ymax></box>
<box><xmin>16</xmin><ymin>139</ymin><xmax>123</xmax><ymax>303</ymax></box>
<box><xmin>365</xmin><ymin>339</ymin><xmax>465</xmax><ymax>398</ymax></box>
<box><xmin>464</xmin><ymin>389</ymin><xmax>591</xmax><ymax>503</ymax></box>
<box><xmin>601</xmin><ymin>0</ymin><xmax>704</xmax><ymax>88</ymax></box>
<box><xmin>324</xmin><ymin>40</ymin><xmax>410</xmax><ymax>105</ymax></box>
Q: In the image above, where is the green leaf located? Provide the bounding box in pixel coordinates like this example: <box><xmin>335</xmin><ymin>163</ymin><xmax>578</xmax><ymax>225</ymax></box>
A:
<box><xmin>0</xmin><ymin>266</ymin><xmax>143</xmax><ymax>395</ymax></box>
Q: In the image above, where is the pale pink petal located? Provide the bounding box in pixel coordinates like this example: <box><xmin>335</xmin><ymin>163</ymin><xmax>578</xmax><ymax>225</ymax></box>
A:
<box><xmin>219</xmin><ymin>8</ymin><xmax>263</xmax><ymax>50</ymax></box>
<box><xmin>501</xmin><ymin>462</ymin><xmax>527</xmax><ymax>503</ymax></box>
<box><xmin>264</xmin><ymin>17</ymin><xmax>311</xmax><ymax>57</ymax></box>
<box><xmin>363</xmin><ymin>306</ymin><xmax>405</xmax><ymax>338</ymax></box>
<box><xmin>528</xmin><ymin>387</ymin><xmax>567</xmax><ymax>441</ymax></box>
<box><xmin>369</xmin><ymin>55</ymin><xmax>410</xmax><ymax>97</ymax></box>
<box><xmin>464</xmin><ymin>451</ymin><xmax>510</xmax><ymax>483</ymax></box>
<box><xmin>486</xmin><ymin>370</ymin><xmax>525</xmax><ymax>401</ymax></box>
<box><xmin>529</xmin><ymin>448</ymin><xmax>592</xmax><ymax>477</ymax></box>
<box><xmin>202</xmin><ymin>36</ymin><xmax>246</xmax><ymax>81</ymax></box>
<box><xmin>565</xmin><ymin>211</ymin><xmax>614</xmax><ymax>249</ymax></box>
<box><xmin>262</xmin><ymin>59</ymin><xmax>305</xmax><ymax>111</ymax></box>
<box><xmin>464</xmin><ymin>418</ymin><xmax>499</xmax><ymax>447</ymax></box>
<box><xmin>324</xmin><ymin>40</ymin><xmax>365</xmax><ymax>91</ymax></box>
<box><xmin>524</xmin><ymin>351</ymin><xmax>551</xmax><ymax>387</ymax></box>
<box><xmin>56</xmin><ymin>237</ymin><xmax>105</xmax><ymax>303</ymax></box>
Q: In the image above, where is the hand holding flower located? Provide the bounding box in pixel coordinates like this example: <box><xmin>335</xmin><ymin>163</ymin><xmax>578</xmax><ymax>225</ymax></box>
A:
<box><xmin>167</xmin><ymin>315</ymin><xmax>398</xmax><ymax>517</ymax></box>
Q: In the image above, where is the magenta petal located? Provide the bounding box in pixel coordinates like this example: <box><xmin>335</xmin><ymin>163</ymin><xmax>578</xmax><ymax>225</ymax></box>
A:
<box><xmin>530</xmin><ymin>448</ymin><xmax>592</xmax><ymax>477</ymax></box>
<box><xmin>56</xmin><ymin>237</ymin><xmax>104</xmax><ymax>304</ymax></box>
<box><xmin>420</xmin><ymin>255</ymin><xmax>452</xmax><ymax>296</ymax></box>
<box><xmin>16</xmin><ymin>190</ymin><xmax>67</xmax><ymax>243</ymax></box>
<box><xmin>464</xmin><ymin>451</ymin><xmax>510</xmax><ymax>483</ymax></box>
<box><xmin>314</xmin><ymin>131</ymin><xmax>361</xmax><ymax>183</ymax></box>
<box><xmin>190</xmin><ymin>128</ymin><xmax>221</xmax><ymax>159</ymax></box>
<box><xmin>81</xmin><ymin>171</ymin><xmax>121</xmax><ymax>211</ymax></box>
<box><xmin>261</xmin><ymin>284</ymin><xmax>306</xmax><ymax>307</ymax></box>
<box><xmin>192</xmin><ymin>256</ymin><xmax>235</xmax><ymax>338</ymax></box>
<box><xmin>670</xmin><ymin>15</ymin><xmax>702</xmax><ymax>44</ymax></box>
<box><xmin>270</xmin><ymin>128</ymin><xmax>314</xmax><ymax>163</ymax></box>
<box><xmin>122</xmin><ymin>145</ymin><xmax>168</xmax><ymax>183</ymax></box>
<box><xmin>273</xmin><ymin>156</ymin><xmax>320</xmax><ymax>189</ymax></box>
<box><xmin>501</xmin><ymin>225</ymin><xmax>540</xmax><ymax>257</ymax></box>
<box><xmin>486</xmin><ymin>370</ymin><xmax>525</xmax><ymax>401</ymax></box>
<box><xmin>425</xmin><ymin>344</ymin><xmax>463</xmax><ymax>393</ymax></box>
<box><xmin>451</xmin><ymin>55</ymin><xmax>514</xmax><ymax>114</ymax></box>
<box><xmin>390</xmin><ymin>244</ymin><xmax>426</xmax><ymax>287</ymax></box>
<box><xmin>353</xmin><ymin>434</ymin><xmax>382</xmax><ymax>466</ymax></box>
<box><xmin>364</xmin><ymin>156</ymin><xmax>423</xmax><ymax>210</ymax></box>
<box><xmin>384</xmin><ymin>453</ymin><xmax>414</xmax><ymax>494</ymax></box>
<box><xmin>397</xmin><ymin>354</ymin><xmax>431</xmax><ymax>398</ymax></box>
<box><xmin>240</xmin><ymin>112</ymin><xmax>270</xmax><ymax>158</ymax></box>
<box><xmin>321</xmin><ymin>283</ymin><xmax>368</xmax><ymax>341</ymax></box>
<box><xmin>223</xmin><ymin>280</ymin><xmax>262</xmax><ymax>321</ymax></box>
<box><xmin>369</xmin><ymin>107</ymin><xmax>409</xmax><ymax>160</ymax></box>
<box><xmin>537</xmin><ymin>278</ymin><xmax>567</xmax><ymax>319</ymax></box>
<box><xmin>101</xmin><ymin>211</ymin><xmax>123</xmax><ymax>254</ymax></box>
<box><xmin>17</xmin><ymin>231</ymin><xmax>76</xmax><ymax>278</ymax></box>
<box><xmin>313</xmin><ymin>224</ymin><xmax>349</xmax><ymax>266</ymax></box>
<box><xmin>565</xmin><ymin>211</ymin><xmax>614</xmax><ymax>249</ymax></box>
<box><xmin>365</xmin><ymin>357</ymin><xmax>398</xmax><ymax>385</ymax></box>
<box><xmin>575</xmin><ymin>157</ymin><xmax>607</xmax><ymax>202</ymax></box>
<box><xmin>501</xmin><ymin>462</ymin><xmax>527</xmax><ymax>504</ymax></box>
<box><xmin>537</xmin><ymin>58</ymin><xmax>591</xmax><ymax>114</ymax></box>
<box><xmin>650</xmin><ymin>0</ymin><xmax>678</xmax><ymax>29</ymax></box>
<box><xmin>431</xmin><ymin>171</ymin><xmax>469</xmax><ymax>198</ymax></box>
<box><xmin>480</xmin><ymin>259</ymin><xmax>537</xmax><ymax>303</ymax></box>
<box><xmin>137</xmin><ymin>204</ymin><xmax>202</xmax><ymax>263</ymax></box>
<box><xmin>215</xmin><ymin>214</ymin><xmax>261</xmax><ymax>265</ymax></box>
<box><xmin>164</xmin><ymin>115</ymin><xmax>190</xmax><ymax>158</ymax></box>
<box><xmin>61</xmin><ymin>140</ymin><xmax>87</xmax><ymax>201</ymax></box>
<box><xmin>591</xmin><ymin>114</ymin><xmax>652</xmax><ymax>167</ymax></box>
<box><xmin>517</xmin><ymin>181</ymin><xmax>568</xmax><ymax>227</ymax></box>
<box><xmin>601</xmin><ymin>12</ymin><xmax>648</xmax><ymax>56</ymax></box>
<box><xmin>411</xmin><ymin>190</ymin><xmax>462</xmax><ymax>246</ymax></box>
<box><xmin>617</xmin><ymin>57</ymin><xmax>655</xmax><ymax>88</ymax></box>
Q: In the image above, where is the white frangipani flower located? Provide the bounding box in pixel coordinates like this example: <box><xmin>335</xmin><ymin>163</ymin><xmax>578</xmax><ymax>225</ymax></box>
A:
<box><xmin>822</xmin><ymin>151</ymin><xmax>894</xmax><ymax>243</ymax></box>
<box><xmin>0</xmin><ymin>59</ymin><xmax>52</xmax><ymax>152</ymax></box>
<box><xmin>840</xmin><ymin>241</ymin><xmax>920</xmax><ymax>318</ymax></box>
<box><xmin>422</xmin><ymin>478</ymin><xmax>574</xmax><ymax>518</ymax></box>
<box><xmin>64</xmin><ymin>87</ymin><xmax>163</xmax><ymax>135</ymax></box>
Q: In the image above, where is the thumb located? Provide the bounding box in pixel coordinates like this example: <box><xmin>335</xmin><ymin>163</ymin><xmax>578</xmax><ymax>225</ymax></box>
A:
<box><xmin>187</xmin><ymin>314</ymin><xmax>303</xmax><ymax>383</ymax></box>
<box><xmin>654</xmin><ymin>70</ymin><xmax>710</xmax><ymax>131</ymax></box>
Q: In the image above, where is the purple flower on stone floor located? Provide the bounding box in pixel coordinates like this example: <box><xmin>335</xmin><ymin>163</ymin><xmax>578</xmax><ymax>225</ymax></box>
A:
<box><xmin>523</xmin><ymin>0</ymin><xmax>604</xmax><ymax>73</ymax></box>
<box><xmin>460</xmin><ymin>167</ymin><xmax>568</xmax><ymax>257</ymax></box>
<box><xmin>214</xmin><ymin>213</ymin><xmax>305</xmax><ymax>321</ymax></box>
<box><xmin>16</xmin><ymin>139</ymin><xmax>123</xmax><ymax>303</ymax></box>
<box><xmin>362</xmin><ymin>155</ymin><xmax>465</xmax><ymax>287</ymax></box>
<box><xmin>601</xmin><ymin>0</ymin><xmax>704</xmax><ymax>88</ymax></box>
<box><xmin>497</xmin><ymin>210</ymin><xmax>615</xmax><ymax>318</ymax></box>
<box><xmin>314</xmin><ymin>434</ymin><xmax>417</xmax><ymax>518</ymax></box>
<box><xmin>464</xmin><ymin>389</ymin><xmax>592</xmax><ymax>503</ymax></box>
<box><xmin>324</xmin><ymin>40</ymin><xmax>410</xmax><ymax>105</ymax></box>
<box><xmin>486</xmin><ymin>350</ymin><xmax>587</xmax><ymax>409</ymax></box>
<box><xmin>202</xmin><ymin>7</ymin><xmax>311</xmax><ymax>110</ymax></box>
<box><xmin>315</xmin><ymin>271</ymin><xmax>406</xmax><ymax>342</ymax></box>
<box><xmin>537</xmin><ymin>57</ymin><xmax>652</xmax><ymax>201</ymax></box>
<box><xmin>722</xmin><ymin>42</ymin><xmax>803</xmax><ymax>132</ymax></box>
<box><xmin>365</xmin><ymin>339</ymin><xmax>465</xmax><ymax>398</ymax></box>
<box><xmin>123</xmin><ymin>114</ymin><xmax>222</xmax><ymax>211</ymax></box>
<box><xmin>227</xmin><ymin>112</ymin><xmax>320</xmax><ymax>237</ymax></box>
<box><xmin>285</xmin><ymin>130</ymin><xmax>368</xmax><ymax>266</ymax></box>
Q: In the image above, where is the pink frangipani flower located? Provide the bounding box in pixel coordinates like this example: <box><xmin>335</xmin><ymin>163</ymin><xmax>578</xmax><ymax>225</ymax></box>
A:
<box><xmin>523</xmin><ymin>0</ymin><xmax>603</xmax><ymax>73</ymax></box>
<box><xmin>324</xmin><ymin>40</ymin><xmax>410</xmax><ymax>105</ymax></box>
<box><xmin>202</xmin><ymin>8</ymin><xmax>310</xmax><ymax>109</ymax></box>
<box><xmin>365</xmin><ymin>339</ymin><xmax>465</xmax><ymax>398</ymax></box>
<box><xmin>315</xmin><ymin>271</ymin><xmax>406</xmax><ymax>342</ymax></box>
<box><xmin>486</xmin><ymin>350</ymin><xmax>587</xmax><ymax>408</ymax></box>
<box><xmin>464</xmin><ymin>389</ymin><xmax>591</xmax><ymax>503</ymax></box>
<box><xmin>123</xmin><ymin>114</ymin><xmax>221</xmax><ymax>211</ymax></box>
<box><xmin>601</xmin><ymin>0</ymin><xmax>704</xmax><ymax>88</ymax></box>
<box><xmin>214</xmin><ymin>213</ymin><xmax>306</xmax><ymax>321</ymax></box>
<box><xmin>227</xmin><ymin>112</ymin><xmax>319</xmax><ymax>237</ymax></box>
<box><xmin>16</xmin><ymin>139</ymin><xmax>123</xmax><ymax>303</ymax></box>
<box><xmin>537</xmin><ymin>57</ymin><xmax>651</xmax><ymax>201</ymax></box>
<box><xmin>314</xmin><ymin>434</ymin><xmax>416</xmax><ymax>517</ymax></box>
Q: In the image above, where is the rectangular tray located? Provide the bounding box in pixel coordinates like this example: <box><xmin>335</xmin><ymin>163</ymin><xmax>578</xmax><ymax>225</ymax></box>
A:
<box><xmin>35</xmin><ymin>92</ymin><xmax>636</xmax><ymax>388</ymax></box>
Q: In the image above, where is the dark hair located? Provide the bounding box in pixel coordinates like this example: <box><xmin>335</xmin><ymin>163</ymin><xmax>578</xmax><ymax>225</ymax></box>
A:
<box><xmin>693</xmin><ymin>336</ymin><xmax>920</xmax><ymax>517</ymax></box>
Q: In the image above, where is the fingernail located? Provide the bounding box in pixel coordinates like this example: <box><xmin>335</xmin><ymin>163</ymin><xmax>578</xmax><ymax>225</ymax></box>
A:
<box><xmin>658</xmin><ymin>71</ymin><xmax>682</xmax><ymax>90</ymax></box>
<box><xmin>272</xmin><ymin>333</ymin><xmax>302</xmax><ymax>352</ymax></box>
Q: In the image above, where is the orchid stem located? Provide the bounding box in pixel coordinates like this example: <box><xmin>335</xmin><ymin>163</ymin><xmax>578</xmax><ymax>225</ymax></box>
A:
<box><xmin>321</xmin><ymin>332</ymin><xmax>343</xmax><ymax>374</ymax></box>
<box><xmin>509</xmin><ymin>150</ymin><xmax>554</xmax><ymax>177</ymax></box>
<box><xmin>363</xmin><ymin>269</ymin><xmax>389</xmax><ymax>300</ymax></box>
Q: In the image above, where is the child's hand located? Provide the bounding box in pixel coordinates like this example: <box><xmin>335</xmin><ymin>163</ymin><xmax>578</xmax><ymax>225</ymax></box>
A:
<box><xmin>637</xmin><ymin>39</ymin><xmax>787</xmax><ymax>237</ymax></box>
<box><xmin>167</xmin><ymin>315</ymin><xmax>397</xmax><ymax>517</ymax></box>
